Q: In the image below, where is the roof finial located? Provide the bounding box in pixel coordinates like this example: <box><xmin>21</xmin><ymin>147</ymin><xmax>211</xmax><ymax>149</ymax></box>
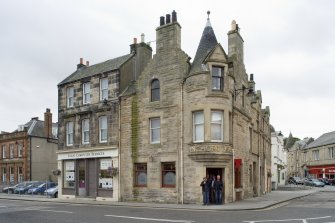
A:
<box><xmin>206</xmin><ymin>10</ymin><xmax>211</xmax><ymax>27</ymax></box>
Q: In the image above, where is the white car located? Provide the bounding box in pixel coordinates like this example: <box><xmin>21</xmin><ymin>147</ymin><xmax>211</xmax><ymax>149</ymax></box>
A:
<box><xmin>44</xmin><ymin>186</ymin><xmax>58</xmax><ymax>198</ymax></box>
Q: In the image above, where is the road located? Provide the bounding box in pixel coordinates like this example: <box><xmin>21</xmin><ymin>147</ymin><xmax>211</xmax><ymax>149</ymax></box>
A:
<box><xmin>0</xmin><ymin>191</ymin><xmax>334</xmax><ymax>223</ymax></box>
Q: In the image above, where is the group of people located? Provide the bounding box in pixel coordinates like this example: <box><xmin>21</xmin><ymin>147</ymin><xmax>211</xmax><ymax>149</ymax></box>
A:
<box><xmin>200</xmin><ymin>174</ymin><xmax>224</xmax><ymax>205</ymax></box>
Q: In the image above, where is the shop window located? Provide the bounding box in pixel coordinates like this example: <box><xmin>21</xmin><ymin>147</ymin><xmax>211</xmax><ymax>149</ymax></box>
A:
<box><xmin>64</xmin><ymin>161</ymin><xmax>75</xmax><ymax>188</ymax></box>
<box><xmin>99</xmin><ymin>159</ymin><xmax>113</xmax><ymax>189</ymax></box>
<box><xmin>135</xmin><ymin>163</ymin><xmax>147</xmax><ymax>187</ymax></box>
<box><xmin>162</xmin><ymin>162</ymin><xmax>176</xmax><ymax>188</ymax></box>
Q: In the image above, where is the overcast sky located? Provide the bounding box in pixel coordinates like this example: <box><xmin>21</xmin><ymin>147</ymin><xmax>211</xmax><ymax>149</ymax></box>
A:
<box><xmin>1</xmin><ymin>0</ymin><xmax>334</xmax><ymax>140</ymax></box>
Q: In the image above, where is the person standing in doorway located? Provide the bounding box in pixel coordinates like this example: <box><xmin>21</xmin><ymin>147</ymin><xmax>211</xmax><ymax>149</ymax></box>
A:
<box><xmin>200</xmin><ymin>176</ymin><xmax>210</xmax><ymax>205</ymax></box>
<box><xmin>214</xmin><ymin>175</ymin><xmax>223</xmax><ymax>204</ymax></box>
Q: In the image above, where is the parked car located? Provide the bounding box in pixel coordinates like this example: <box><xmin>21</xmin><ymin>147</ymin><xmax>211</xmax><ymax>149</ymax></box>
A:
<box><xmin>2</xmin><ymin>182</ymin><xmax>27</xmax><ymax>194</ymax></box>
<box><xmin>44</xmin><ymin>186</ymin><xmax>58</xmax><ymax>198</ymax></box>
<box><xmin>27</xmin><ymin>182</ymin><xmax>57</xmax><ymax>195</ymax></box>
<box><xmin>14</xmin><ymin>181</ymin><xmax>41</xmax><ymax>194</ymax></box>
<box><xmin>329</xmin><ymin>178</ymin><xmax>335</xmax><ymax>185</ymax></box>
<box><xmin>305</xmin><ymin>178</ymin><xmax>325</xmax><ymax>187</ymax></box>
<box><xmin>288</xmin><ymin>177</ymin><xmax>303</xmax><ymax>185</ymax></box>
<box><xmin>318</xmin><ymin>178</ymin><xmax>329</xmax><ymax>185</ymax></box>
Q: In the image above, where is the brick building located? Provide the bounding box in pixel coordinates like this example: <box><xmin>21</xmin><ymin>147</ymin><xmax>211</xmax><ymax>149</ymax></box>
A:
<box><xmin>0</xmin><ymin>109</ymin><xmax>58</xmax><ymax>185</ymax></box>
<box><xmin>119</xmin><ymin>11</ymin><xmax>271</xmax><ymax>204</ymax></box>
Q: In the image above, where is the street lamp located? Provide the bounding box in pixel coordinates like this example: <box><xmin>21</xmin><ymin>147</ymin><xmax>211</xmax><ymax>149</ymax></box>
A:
<box><xmin>234</xmin><ymin>86</ymin><xmax>254</xmax><ymax>101</ymax></box>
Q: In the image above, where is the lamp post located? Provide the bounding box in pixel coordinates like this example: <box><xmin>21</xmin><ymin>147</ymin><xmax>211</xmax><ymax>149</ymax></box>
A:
<box><xmin>234</xmin><ymin>86</ymin><xmax>254</xmax><ymax>101</ymax></box>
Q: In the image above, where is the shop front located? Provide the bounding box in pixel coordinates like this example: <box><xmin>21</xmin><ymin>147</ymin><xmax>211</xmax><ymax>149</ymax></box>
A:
<box><xmin>57</xmin><ymin>147</ymin><xmax>119</xmax><ymax>201</ymax></box>
<box><xmin>307</xmin><ymin>164</ymin><xmax>335</xmax><ymax>179</ymax></box>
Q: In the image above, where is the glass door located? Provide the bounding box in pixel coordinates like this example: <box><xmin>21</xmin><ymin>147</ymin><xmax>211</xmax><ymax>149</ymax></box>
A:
<box><xmin>78</xmin><ymin>160</ymin><xmax>86</xmax><ymax>196</ymax></box>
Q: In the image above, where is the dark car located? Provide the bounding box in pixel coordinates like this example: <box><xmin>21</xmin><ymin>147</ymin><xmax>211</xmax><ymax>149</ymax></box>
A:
<box><xmin>27</xmin><ymin>182</ymin><xmax>57</xmax><ymax>195</ymax></box>
<box><xmin>318</xmin><ymin>178</ymin><xmax>329</xmax><ymax>185</ymax></box>
<box><xmin>14</xmin><ymin>181</ymin><xmax>41</xmax><ymax>194</ymax></box>
<box><xmin>305</xmin><ymin>178</ymin><xmax>325</xmax><ymax>187</ymax></box>
<box><xmin>2</xmin><ymin>182</ymin><xmax>28</xmax><ymax>194</ymax></box>
<box><xmin>288</xmin><ymin>177</ymin><xmax>303</xmax><ymax>185</ymax></box>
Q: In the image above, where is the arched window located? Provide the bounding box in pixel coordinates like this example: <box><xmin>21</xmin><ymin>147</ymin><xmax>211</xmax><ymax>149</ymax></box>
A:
<box><xmin>151</xmin><ymin>79</ymin><xmax>160</xmax><ymax>102</ymax></box>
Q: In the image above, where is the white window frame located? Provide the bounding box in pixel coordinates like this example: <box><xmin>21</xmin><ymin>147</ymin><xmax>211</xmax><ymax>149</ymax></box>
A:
<box><xmin>9</xmin><ymin>144</ymin><xmax>14</xmax><ymax>159</ymax></box>
<box><xmin>18</xmin><ymin>144</ymin><xmax>23</xmax><ymax>157</ymax></box>
<box><xmin>83</xmin><ymin>82</ymin><xmax>91</xmax><ymax>104</ymax></box>
<box><xmin>150</xmin><ymin>118</ymin><xmax>161</xmax><ymax>144</ymax></box>
<box><xmin>82</xmin><ymin>119</ymin><xmax>90</xmax><ymax>144</ymax></box>
<box><xmin>67</xmin><ymin>87</ymin><xmax>74</xmax><ymax>108</ymax></box>
<box><xmin>210</xmin><ymin>111</ymin><xmax>223</xmax><ymax>142</ymax></box>
<box><xmin>212</xmin><ymin>66</ymin><xmax>224</xmax><ymax>90</ymax></box>
<box><xmin>2</xmin><ymin>145</ymin><xmax>6</xmax><ymax>158</ymax></box>
<box><xmin>99</xmin><ymin>116</ymin><xmax>108</xmax><ymax>143</ymax></box>
<box><xmin>329</xmin><ymin>147</ymin><xmax>335</xmax><ymax>159</ymax></box>
<box><xmin>100</xmin><ymin>78</ymin><xmax>108</xmax><ymax>101</ymax></box>
<box><xmin>193</xmin><ymin>111</ymin><xmax>204</xmax><ymax>142</ymax></box>
<box><xmin>66</xmin><ymin>122</ymin><xmax>74</xmax><ymax>146</ymax></box>
<box><xmin>312</xmin><ymin>150</ymin><xmax>319</xmax><ymax>161</ymax></box>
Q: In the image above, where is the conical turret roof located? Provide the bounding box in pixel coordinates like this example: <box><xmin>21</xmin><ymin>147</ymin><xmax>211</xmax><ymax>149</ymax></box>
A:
<box><xmin>189</xmin><ymin>12</ymin><xmax>218</xmax><ymax>75</ymax></box>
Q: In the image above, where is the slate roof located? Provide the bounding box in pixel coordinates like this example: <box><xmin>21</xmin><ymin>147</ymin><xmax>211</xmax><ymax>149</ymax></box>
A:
<box><xmin>305</xmin><ymin>131</ymin><xmax>335</xmax><ymax>149</ymax></box>
<box><xmin>59</xmin><ymin>54</ymin><xmax>133</xmax><ymax>86</ymax></box>
<box><xmin>189</xmin><ymin>18</ymin><xmax>218</xmax><ymax>75</ymax></box>
<box><xmin>18</xmin><ymin>119</ymin><xmax>58</xmax><ymax>139</ymax></box>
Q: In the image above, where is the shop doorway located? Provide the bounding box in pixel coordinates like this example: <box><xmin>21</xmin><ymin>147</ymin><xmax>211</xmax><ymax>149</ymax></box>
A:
<box><xmin>206</xmin><ymin>168</ymin><xmax>225</xmax><ymax>204</ymax></box>
<box><xmin>77</xmin><ymin>160</ymin><xmax>86</xmax><ymax>196</ymax></box>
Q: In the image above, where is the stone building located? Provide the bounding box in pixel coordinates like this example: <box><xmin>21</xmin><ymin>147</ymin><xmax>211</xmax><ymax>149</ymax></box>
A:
<box><xmin>271</xmin><ymin>130</ymin><xmax>287</xmax><ymax>189</ymax></box>
<box><xmin>0</xmin><ymin>109</ymin><xmax>58</xmax><ymax>185</ymax></box>
<box><xmin>119</xmin><ymin>11</ymin><xmax>271</xmax><ymax>204</ymax></box>
<box><xmin>57</xmin><ymin>41</ymin><xmax>152</xmax><ymax>200</ymax></box>
<box><xmin>301</xmin><ymin>131</ymin><xmax>335</xmax><ymax>179</ymax></box>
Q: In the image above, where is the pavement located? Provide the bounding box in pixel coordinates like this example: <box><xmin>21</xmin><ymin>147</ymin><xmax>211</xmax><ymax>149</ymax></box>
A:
<box><xmin>0</xmin><ymin>185</ymin><xmax>334</xmax><ymax>211</ymax></box>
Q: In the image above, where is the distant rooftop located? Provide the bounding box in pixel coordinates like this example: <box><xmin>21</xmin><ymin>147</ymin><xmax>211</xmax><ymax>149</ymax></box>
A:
<box><xmin>305</xmin><ymin>131</ymin><xmax>335</xmax><ymax>149</ymax></box>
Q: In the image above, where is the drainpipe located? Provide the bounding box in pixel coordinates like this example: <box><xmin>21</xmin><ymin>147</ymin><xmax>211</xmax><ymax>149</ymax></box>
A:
<box><xmin>180</xmin><ymin>79</ymin><xmax>185</xmax><ymax>204</ymax></box>
<box><xmin>29</xmin><ymin>136</ymin><xmax>32</xmax><ymax>181</ymax></box>
<box><xmin>232</xmin><ymin>148</ymin><xmax>235</xmax><ymax>203</ymax></box>
<box><xmin>118</xmin><ymin>98</ymin><xmax>121</xmax><ymax>201</ymax></box>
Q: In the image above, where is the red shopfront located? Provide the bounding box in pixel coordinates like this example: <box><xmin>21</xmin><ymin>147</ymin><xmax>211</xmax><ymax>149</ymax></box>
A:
<box><xmin>307</xmin><ymin>165</ymin><xmax>335</xmax><ymax>179</ymax></box>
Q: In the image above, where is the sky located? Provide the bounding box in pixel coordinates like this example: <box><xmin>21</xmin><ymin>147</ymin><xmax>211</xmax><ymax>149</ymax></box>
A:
<box><xmin>0</xmin><ymin>0</ymin><xmax>334</xmax><ymax>140</ymax></box>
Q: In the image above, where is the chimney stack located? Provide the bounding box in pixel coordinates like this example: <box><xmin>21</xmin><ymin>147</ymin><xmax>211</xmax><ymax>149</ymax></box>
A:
<box><xmin>141</xmin><ymin>33</ymin><xmax>145</xmax><ymax>43</ymax></box>
<box><xmin>86</xmin><ymin>61</ymin><xmax>89</xmax><ymax>66</ymax></box>
<box><xmin>77</xmin><ymin>58</ymin><xmax>86</xmax><ymax>70</ymax></box>
<box><xmin>160</xmin><ymin>16</ymin><xmax>165</xmax><ymax>26</ymax></box>
<box><xmin>172</xmin><ymin>10</ymin><xmax>177</xmax><ymax>22</ymax></box>
<box><xmin>44</xmin><ymin>108</ymin><xmax>52</xmax><ymax>139</ymax></box>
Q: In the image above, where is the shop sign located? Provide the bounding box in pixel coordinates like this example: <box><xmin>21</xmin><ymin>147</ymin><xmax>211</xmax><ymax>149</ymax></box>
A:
<box><xmin>58</xmin><ymin>149</ymin><xmax>118</xmax><ymax>160</ymax></box>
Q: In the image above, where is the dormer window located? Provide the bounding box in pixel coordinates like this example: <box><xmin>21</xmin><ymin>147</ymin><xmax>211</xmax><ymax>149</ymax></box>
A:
<box><xmin>212</xmin><ymin>66</ymin><xmax>224</xmax><ymax>90</ymax></box>
<box><xmin>151</xmin><ymin>79</ymin><xmax>160</xmax><ymax>102</ymax></box>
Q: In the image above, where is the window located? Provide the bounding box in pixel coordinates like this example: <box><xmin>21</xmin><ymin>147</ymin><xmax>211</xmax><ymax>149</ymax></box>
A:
<box><xmin>64</xmin><ymin>161</ymin><xmax>75</xmax><ymax>188</ymax></box>
<box><xmin>18</xmin><ymin>144</ymin><xmax>23</xmax><ymax>157</ymax></box>
<box><xmin>329</xmin><ymin>147</ymin><xmax>335</xmax><ymax>159</ymax></box>
<box><xmin>135</xmin><ymin>163</ymin><xmax>147</xmax><ymax>187</ymax></box>
<box><xmin>100</xmin><ymin>78</ymin><xmax>108</xmax><ymax>101</ymax></box>
<box><xmin>99</xmin><ymin>159</ymin><xmax>113</xmax><ymax>189</ymax></box>
<box><xmin>2</xmin><ymin>167</ymin><xmax>6</xmax><ymax>183</ymax></box>
<box><xmin>212</xmin><ymin>66</ymin><xmax>224</xmax><ymax>90</ymax></box>
<box><xmin>67</xmin><ymin>87</ymin><xmax>74</xmax><ymax>108</ymax></box>
<box><xmin>2</xmin><ymin>145</ymin><xmax>6</xmax><ymax>158</ymax></box>
<box><xmin>211</xmin><ymin>111</ymin><xmax>223</xmax><ymax>141</ymax></box>
<box><xmin>83</xmin><ymin>82</ymin><xmax>91</xmax><ymax>104</ymax></box>
<box><xmin>9</xmin><ymin>144</ymin><xmax>14</xmax><ymax>159</ymax></box>
<box><xmin>151</xmin><ymin>79</ymin><xmax>160</xmax><ymax>102</ymax></box>
<box><xmin>17</xmin><ymin>167</ymin><xmax>23</xmax><ymax>182</ymax></box>
<box><xmin>9</xmin><ymin>167</ymin><xmax>14</xmax><ymax>183</ymax></box>
<box><xmin>303</xmin><ymin>152</ymin><xmax>307</xmax><ymax>162</ymax></box>
<box><xmin>99</xmin><ymin>116</ymin><xmax>108</xmax><ymax>143</ymax></box>
<box><xmin>193</xmin><ymin>111</ymin><xmax>204</xmax><ymax>142</ymax></box>
<box><xmin>162</xmin><ymin>162</ymin><xmax>176</xmax><ymax>188</ymax></box>
<box><xmin>66</xmin><ymin>122</ymin><xmax>74</xmax><ymax>146</ymax></box>
<box><xmin>82</xmin><ymin>119</ymin><xmax>90</xmax><ymax>144</ymax></box>
<box><xmin>150</xmin><ymin>118</ymin><xmax>160</xmax><ymax>144</ymax></box>
<box><xmin>312</xmin><ymin>150</ymin><xmax>319</xmax><ymax>161</ymax></box>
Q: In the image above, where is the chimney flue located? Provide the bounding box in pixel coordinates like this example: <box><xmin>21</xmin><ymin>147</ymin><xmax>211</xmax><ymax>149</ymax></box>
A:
<box><xmin>172</xmin><ymin>10</ymin><xmax>177</xmax><ymax>22</ymax></box>
<box><xmin>160</xmin><ymin>16</ymin><xmax>165</xmax><ymax>26</ymax></box>
<box><xmin>166</xmin><ymin>14</ymin><xmax>171</xmax><ymax>24</ymax></box>
<box><xmin>133</xmin><ymin>38</ymin><xmax>137</xmax><ymax>44</ymax></box>
<box><xmin>250</xmin><ymin>73</ymin><xmax>254</xmax><ymax>81</ymax></box>
<box><xmin>80</xmin><ymin>58</ymin><xmax>84</xmax><ymax>64</ymax></box>
<box><xmin>44</xmin><ymin>108</ymin><xmax>52</xmax><ymax>139</ymax></box>
<box><xmin>141</xmin><ymin>33</ymin><xmax>145</xmax><ymax>43</ymax></box>
<box><xmin>86</xmin><ymin>61</ymin><xmax>89</xmax><ymax>66</ymax></box>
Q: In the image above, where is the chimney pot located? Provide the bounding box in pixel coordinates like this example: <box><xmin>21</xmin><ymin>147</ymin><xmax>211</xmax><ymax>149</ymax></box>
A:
<box><xmin>250</xmin><ymin>73</ymin><xmax>254</xmax><ymax>81</ymax></box>
<box><xmin>133</xmin><ymin>38</ymin><xmax>137</xmax><ymax>44</ymax></box>
<box><xmin>141</xmin><ymin>33</ymin><xmax>145</xmax><ymax>43</ymax></box>
<box><xmin>172</xmin><ymin>10</ymin><xmax>177</xmax><ymax>22</ymax></box>
<box><xmin>86</xmin><ymin>61</ymin><xmax>89</xmax><ymax>66</ymax></box>
<box><xmin>80</xmin><ymin>58</ymin><xmax>84</xmax><ymax>64</ymax></box>
<box><xmin>166</xmin><ymin>14</ymin><xmax>171</xmax><ymax>24</ymax></box>
<box><xmin>160</xmin><ymin>16</ymin><xmax>165</xmax><ymax>26</ymax></box>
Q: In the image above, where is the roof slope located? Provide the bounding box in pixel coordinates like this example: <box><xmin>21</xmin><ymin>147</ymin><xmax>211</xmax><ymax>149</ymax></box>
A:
<box><xmin>189</xmin><ymin>18</ymin><xmax>218</xmax><ymax>75</ymax></box>
<box><xmin>305</xmin><ymin>131</ymin><xmax>335</xmax><ymax>149</ymax></box>
<box><xmin>59</xmin><ymin>54</ymin><xmax>133</xmax><ymax>86</ymax></box>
